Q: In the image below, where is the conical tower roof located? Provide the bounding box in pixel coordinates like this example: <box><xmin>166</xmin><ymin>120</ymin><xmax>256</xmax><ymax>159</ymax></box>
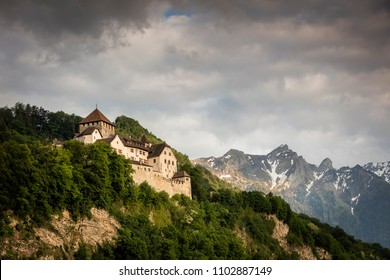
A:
<box><xmin>80</xmin><ymin>108</ymin><xmax>114</xmax><ymax>125</ymax></box>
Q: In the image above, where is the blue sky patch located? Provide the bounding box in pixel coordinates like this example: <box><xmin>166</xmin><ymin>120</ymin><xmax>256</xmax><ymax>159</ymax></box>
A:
<box><xmin>164</xmin><ymin>7</ymin><xmax>193</xmax><ymax>18</ymax></box>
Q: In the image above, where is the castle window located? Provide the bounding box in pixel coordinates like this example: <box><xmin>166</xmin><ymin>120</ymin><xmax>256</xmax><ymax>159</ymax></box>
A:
<box><xmin>164</xmin><ymin>151</ymin><xmax>167</xmax><ymax>155</ymax></box>
<box><xmin>154</xmin><ymin>159</ymin><xmax>156</xmax><ymax>163</ymax></box>
<box><xmin>164</xmin><ymin>159</ymin><xmax>167</xmax><ymax>164</ymax></box>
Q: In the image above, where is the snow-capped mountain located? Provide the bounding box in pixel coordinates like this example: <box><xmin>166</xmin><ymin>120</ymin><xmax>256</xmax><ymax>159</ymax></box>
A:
<box><xmin>363</xmin><ymin>161</ymin><xmax>390</xmax><ymax>183</ymax></box>
<box><xmin>193</xmin><ymin>145</ymin><xmax>390</xmax><ymax>248</ymax></box>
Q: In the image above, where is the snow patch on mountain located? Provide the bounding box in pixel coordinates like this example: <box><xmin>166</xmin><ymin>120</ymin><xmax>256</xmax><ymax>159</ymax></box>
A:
<box><xmin>351</xmin><ymin>193</ymin><xmax>360</xmax><ymax>204</ymax></box>
<box><xmin>267</xmin><ymin>159</ymin><xmax>289</xmax><ymax>190</ymax></box>
<box><xmin>224</xmin><ymin>154</ymin><xmax>232</xmax><ymax>160</ymax></box>
<box><xmin>363</xmin><ymin>161</ymin><xmax>390</xmax><ymax>183</ymax></box>
<box><xmin>207</xmin><ymin>157</ymin><xmax>215</xmax><ymax>167</ymax></box>
<box><xmin>306</xmin><ymin>171</ymin><xmax>325</xmax><ymax>194</ymax></box>
<box><xmin>334</xmin><ymin>169</ymin><xmax>351</xmax><ymax>191</ymax></box>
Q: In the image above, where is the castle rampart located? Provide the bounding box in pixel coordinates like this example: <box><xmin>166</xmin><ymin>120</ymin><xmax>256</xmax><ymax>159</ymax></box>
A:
<box><xmin>131</xmin><ymin>163</ymin><xmax>191</xmax><ymax>198</ymax></box>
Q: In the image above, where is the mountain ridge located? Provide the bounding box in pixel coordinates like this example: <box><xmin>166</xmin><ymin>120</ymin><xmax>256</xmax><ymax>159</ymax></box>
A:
<box><xmin>193</xmin><ymin>146</ymin><xmax>390</xmax><ymax>248</ymax></box>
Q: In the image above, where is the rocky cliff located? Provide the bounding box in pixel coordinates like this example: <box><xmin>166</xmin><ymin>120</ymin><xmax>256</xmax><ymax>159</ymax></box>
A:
<box><xmin>1</xmin><ymin>208</ymin><xmax>119</xmax><ymax>259</ymax></box>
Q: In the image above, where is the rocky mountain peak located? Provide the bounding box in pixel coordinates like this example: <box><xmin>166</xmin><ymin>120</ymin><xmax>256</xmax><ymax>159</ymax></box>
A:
<box><xmin>267</xmin><ymin>144</ymin><xmax>294</xmax><ymax>160</ymax></box>
<box><xmin>317</xmin><ymin>158</ymin><xmax>333</xmax><ymax>173</ymax></box>
<box><xmin>273</xmin><ymin>144</ymin><xmax>289</xmax><ymax>153</ymax></box>
<box><xmin>224</xmin><ymin>148</ymin><xmax>244</xmax><ymax>157</ymax></box>
<box><xmin>222</xmin><ymin>149</ymin><xmax>247</xmax><ymax>162</ymax></box>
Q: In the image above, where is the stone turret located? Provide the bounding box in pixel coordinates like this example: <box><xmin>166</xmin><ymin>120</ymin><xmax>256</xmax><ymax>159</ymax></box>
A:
<box><xmin>79</xmin><ymin>108</ymin><xmax>115</xmax><ymax>138</ymax></box>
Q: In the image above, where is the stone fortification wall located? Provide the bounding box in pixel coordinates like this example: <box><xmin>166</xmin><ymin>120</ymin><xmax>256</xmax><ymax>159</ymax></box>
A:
<box><xmin>131</xmin><ymin>164</ymin><xmax>192</xmax><ymax>198</ymax></box>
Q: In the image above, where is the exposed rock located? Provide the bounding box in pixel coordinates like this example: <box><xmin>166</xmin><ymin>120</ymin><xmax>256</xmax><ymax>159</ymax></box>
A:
<box><xmin>1</xmin><ymin>208</ymin><xmax>119</xmax><ymax>259</ymax></box>
<box><xmin>233</xmin><ymin>226</ymin><xmax>252</xmax><ymax>249</ymax></box>
<box><xmin>317</xmin><ymin>158</ymin><xmax>334</xmax><ymax>173</ymax></box>
<box><xmin>267</xmin><ymin>215</ymin><xmax>331</xmax><ymax>260</ymax></box>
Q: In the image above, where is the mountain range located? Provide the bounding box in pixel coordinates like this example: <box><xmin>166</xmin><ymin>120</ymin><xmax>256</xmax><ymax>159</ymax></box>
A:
<box><xmin>193</xmin><ymin>145</ymin><xmax>390</xmax><ymax>248</ymax></box>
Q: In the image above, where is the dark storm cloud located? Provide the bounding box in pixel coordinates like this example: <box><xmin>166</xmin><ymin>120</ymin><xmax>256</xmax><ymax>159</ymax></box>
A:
<box><xmin>173</xmin><ymin>0</ymin><xmax>390</xmax><ymax>23</ymax></box>
<box><xmin>0</xmin><ymin>0</ymin><xmax>154</xmax><ymax>61</ymax></box>
<box><xmin>0</xmin><ymin>0</ymin><xmax>152</xmax><ymax>36</ymax></box>
<box><xmin>173</xmin><ymin>0</ymin><xmax>390</xmax><ymax>73</ymax></box>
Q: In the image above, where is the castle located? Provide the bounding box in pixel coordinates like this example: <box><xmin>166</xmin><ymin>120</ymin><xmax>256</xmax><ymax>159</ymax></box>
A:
<box><xmin>75</xmin><ymin>107</ymin><xmax>191</xmax><ymax>198</ymax></box>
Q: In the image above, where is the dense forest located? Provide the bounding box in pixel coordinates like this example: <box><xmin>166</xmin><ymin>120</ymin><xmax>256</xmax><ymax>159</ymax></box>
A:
<box><xmin>0</xmin><ymin>102</ymin><xmax>82</xmax><ymax>143</ymax></box>
<box><xmin>1</xmin><ymin>103</ymin><xmax>389</xmax><ymax>260</ymax></box>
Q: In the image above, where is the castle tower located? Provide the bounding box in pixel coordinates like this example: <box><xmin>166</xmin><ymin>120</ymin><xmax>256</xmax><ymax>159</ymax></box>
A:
<box><xmin>79</xmin><ymin>107</ymin><xmax>115</xmax><ymax>138</ymax></box>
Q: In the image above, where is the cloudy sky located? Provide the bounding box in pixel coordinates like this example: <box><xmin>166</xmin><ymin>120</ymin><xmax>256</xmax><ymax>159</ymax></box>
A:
<box><xmin>0</xmin><ymin>0</ymin><xmax>389</xmax><ymax>168</ymax></box>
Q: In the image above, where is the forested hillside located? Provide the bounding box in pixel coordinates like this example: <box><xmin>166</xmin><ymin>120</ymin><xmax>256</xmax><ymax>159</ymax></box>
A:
<box><xmin>0</xmin><ymin>103</ymin><xmax>81</xmax><ymax>143</ymax></box>
<box><xmin>115</xmin><ymin>115</ymin><xmax>162</xmax><ymax>144</ymax></box>
<box><xmin>1</xmin><ymin>103</ymin><xmax>389</xmax><ymax>260</ymax></box>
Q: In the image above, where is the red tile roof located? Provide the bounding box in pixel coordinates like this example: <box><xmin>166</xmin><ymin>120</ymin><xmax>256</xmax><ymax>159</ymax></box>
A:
<box><xmin>80</xmin><ymin>108</ymin><xmax>114</xmax><ymax>125</ymax></box>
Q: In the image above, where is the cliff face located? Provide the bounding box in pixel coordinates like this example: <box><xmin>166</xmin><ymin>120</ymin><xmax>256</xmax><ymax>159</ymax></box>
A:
<box><xmin>266</xmin><ymin>215</ymin><xmax>331</xmax><ymax>260</ymax></box>
<box><xmin>1</xmin><ymin>208</ymin><xmax>119</xmax><ymax>259</ymax></box>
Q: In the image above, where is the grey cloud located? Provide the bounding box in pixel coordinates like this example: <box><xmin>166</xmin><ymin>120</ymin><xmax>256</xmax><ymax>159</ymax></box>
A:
<box><xmin>0</xmin><ymin>0</ymin><xmax>154</xmax><ymax>61</ymax></box>
<box><xmin>171</xmin><ymin>0</ymin><xmax>390</xmax><ymax>74</ymax></box>
<box><xmin>172</xmin><ymin>0</ymin><xmax>390</xmax><ymax>23</ymax></box>
<box><xmin>0</xmin><ymin>0</ymin><xmax>152</xmax><ymax>37</ymax></box>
